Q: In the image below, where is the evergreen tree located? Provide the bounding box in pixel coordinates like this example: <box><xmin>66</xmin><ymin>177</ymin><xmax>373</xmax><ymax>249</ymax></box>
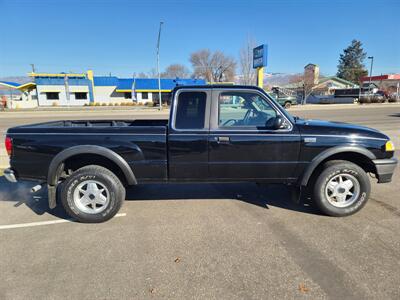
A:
<box><xmin>337</xmin><ymin>40</ymin><xmax>368</xmax><ymax>84</ymax></box>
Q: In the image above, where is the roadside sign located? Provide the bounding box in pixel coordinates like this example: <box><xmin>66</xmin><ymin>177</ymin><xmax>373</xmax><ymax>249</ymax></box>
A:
<box><xmin>253</xmin><ymin>44</ymin><xmax>268</xmax><ymax>69</ymax></box>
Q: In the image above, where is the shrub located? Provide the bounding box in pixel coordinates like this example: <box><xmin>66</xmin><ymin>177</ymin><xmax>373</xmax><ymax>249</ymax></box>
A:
<box><xmin>101</xmin><ymin>103</ymin><xmax>107</xmax><ymax>106</ymax></box>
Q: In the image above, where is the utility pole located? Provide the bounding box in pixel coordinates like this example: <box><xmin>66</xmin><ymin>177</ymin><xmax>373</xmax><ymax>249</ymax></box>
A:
<box><xmin>30</xmin><ymin>64</ymin><xmax>40</xmax><ymax>107</ymax></box>
<box><xmin>367</xmin><ymin>56</ymin><xmax>374</xmax><ymax>101</ymax></box>
<box><xmin>64</xmin><ymin>74</ymin><xmax>70</xmax><ymax>108</ymax></box>
<box><xmin>156</xmin><ymin>21</ymin><xmax>164</xmax><ymax>110</ymax></box>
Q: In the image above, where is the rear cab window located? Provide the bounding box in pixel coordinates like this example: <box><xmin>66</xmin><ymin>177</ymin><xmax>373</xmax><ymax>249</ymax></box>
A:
<box><xmin>174</xmin><ymin>92</ymin><xmax>207</xmax><ymax>130</ymax></box>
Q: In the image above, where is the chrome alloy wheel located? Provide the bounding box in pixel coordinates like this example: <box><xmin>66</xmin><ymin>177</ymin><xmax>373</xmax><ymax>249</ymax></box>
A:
<box><xmin>324</xmin><ymin>173</ymin><xmax>361</xmax><ymax>208</ymax></box>
<box><xmin>73</xmin><ymin>180</ymin><xmax>110</xmax><ymax>214</ymax></box>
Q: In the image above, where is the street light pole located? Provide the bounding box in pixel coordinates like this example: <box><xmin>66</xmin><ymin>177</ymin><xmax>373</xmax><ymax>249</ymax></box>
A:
<box><xmin>156</xmin><ymin>21</ymin><xmax>164</xmax><ymax>110</ymax></box>
<box><xmin>367</xmin><ymin>56</ymin><xmax>374</xmax><ymax>100</ymax></box>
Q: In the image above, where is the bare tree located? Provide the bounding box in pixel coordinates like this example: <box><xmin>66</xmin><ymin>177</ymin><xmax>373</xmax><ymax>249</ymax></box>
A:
<box><xmin>147</xmin><ymin>68</ymin><xmax>158</xmax><ymax>78</ymax></box>
<box><xmin>286</xmin><ymin>73</ymin><xmax>314</xmax><ymax>104</ymax></box>
<box><xmin>190</xmin><ymin>49</ymin><xmax>236</xmax><ymax>82</ymax></box>
<box><xmin>190</xmin><ymin>49</ymin><xmax>213</xmax><ymax>80</ymax></box>
<box><xmin>133</xmin><ymin>68</ymin><xmax>158</xmax><ymax>78</ymax></box>
<box><xmin>239</xmin><ymin>37</ymin><xmax>257</xmax><ymax>85</ymax></box>
<box><xmin>133</xmin><ymin>72</ymin><xmax>149</xmax><ymax>78</ymax></box>
<box><xmin>288</xmin><ymin>73</ymin><xmax>304</xmax><ymax>84</ymax></box>
<box><xmin>161</xmin><ymin>64</ymin><xmax>190</xmax><ymax>78</ymax></box>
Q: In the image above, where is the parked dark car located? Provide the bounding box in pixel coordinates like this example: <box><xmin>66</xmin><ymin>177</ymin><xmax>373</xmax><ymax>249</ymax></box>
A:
<box><xmin>359</xmin><ymin>92</ymin><xmax>386</xmax><ymax>103</ymax></box>
<box><xmin>4</xmin><ymin>85</ymin><xmax>397</xmax><ymax>222</ymax></box>
<box><xmin>271</xmin><ymin>87</ymin><xmax>297</xmax><ymax>108</ymax></box>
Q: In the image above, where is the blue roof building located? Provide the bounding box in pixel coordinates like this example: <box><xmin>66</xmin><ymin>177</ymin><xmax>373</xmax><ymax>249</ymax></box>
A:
<box><xmin>93</xmin><ymin>77</ymin><xmax>205</xmax><ymax>92</ymax></box>
<box><xmin>27</xmin><ymin>70</ymin><xmax>206</xmax><ymax>106</ymax></box>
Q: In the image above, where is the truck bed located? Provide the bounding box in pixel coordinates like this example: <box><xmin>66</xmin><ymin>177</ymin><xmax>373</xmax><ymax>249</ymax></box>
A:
<box><xmin>13</xmin><ymin>119</ymin><xmax>169</xmax><ymax>129</ymax></box>
<box><xmin>7</xmin><ymin>119</ymin><xmax>169</xmax><ymax>182</ymax></box>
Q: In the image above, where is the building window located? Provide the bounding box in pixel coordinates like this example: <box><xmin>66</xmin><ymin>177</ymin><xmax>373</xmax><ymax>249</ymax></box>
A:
<box><xmin>124</xmin><ymin>92</ymin><xmax>132</xmax><ymax>99</ymax></box>
<box><xmin>75</xmin><ymin>92</ymin><xmax>87</xmax><ymax>100</ymax></box>
<box><xmin>46</xmin><ymin>92</ymin><xmax>59</xmax><ymax>100</ymax></box>
<box><xmin>142</xmin><ymin>92</ymin><xmax>149</xmax><ymax>100</ymax></box>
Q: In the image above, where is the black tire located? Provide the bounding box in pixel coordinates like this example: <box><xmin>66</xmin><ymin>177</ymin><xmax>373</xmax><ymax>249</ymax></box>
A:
<box><xmin>60</xmin><ymin>165</ymin><xmax>125</xmax><ymax>223</ymax></box>
<box><xmin>284</xmin><ymin>101</ymin><xmax>291</xmax><ymax>109</ymax></box>
<box><xmin>313</xmin><ymin>160</ymin><xmax>370</xmax><ymax>217</ymax></box>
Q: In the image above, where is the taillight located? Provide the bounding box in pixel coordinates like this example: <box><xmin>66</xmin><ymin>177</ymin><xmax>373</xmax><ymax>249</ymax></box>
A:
<box><xmin>5</xmin><ymin>136</ymin><xmax>12</xmax><ymax>156</ymax></box>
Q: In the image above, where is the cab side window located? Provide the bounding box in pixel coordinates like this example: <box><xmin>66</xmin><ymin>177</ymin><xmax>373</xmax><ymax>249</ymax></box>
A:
<box><xmin>218</xmin><ymin>92</ymin><xmax>277</xmax><ymax>128</ymax></box>
<box><xmin>175</xmin><ymin>92</ymin><xmax>207</xmax><ymax>129</ymax></box>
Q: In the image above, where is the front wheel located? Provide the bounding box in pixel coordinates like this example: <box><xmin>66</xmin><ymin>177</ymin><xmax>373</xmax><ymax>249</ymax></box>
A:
<box><xmin>313</xmin><ymin>160</ymin><xmax>370</xmax><ymax>217</ymax></box>
<box><xmin>60</xmin><ymin>165</ymin><xmax>126</xmax><ymax>223</ymax></box>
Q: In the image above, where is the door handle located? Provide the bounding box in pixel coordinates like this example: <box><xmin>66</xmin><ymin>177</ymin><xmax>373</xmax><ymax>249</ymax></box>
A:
<box><xmin>216</xmin><ymin>136</ymin><xmax>230</xmax><ymax>144</ymax></box>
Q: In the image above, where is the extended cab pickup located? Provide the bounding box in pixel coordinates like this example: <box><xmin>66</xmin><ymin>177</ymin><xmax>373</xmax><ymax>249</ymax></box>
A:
<box><xmin>4</xmin><ymin>85</ymin><xmax>397</xmax><ymax>222</ymax></box>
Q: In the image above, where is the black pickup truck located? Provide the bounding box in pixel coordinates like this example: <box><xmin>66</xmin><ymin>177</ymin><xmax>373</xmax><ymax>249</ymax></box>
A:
<box><xmin>4</xmin><ymin>85</ymin><xmax>397</xmax><ymax>222</ymax></box>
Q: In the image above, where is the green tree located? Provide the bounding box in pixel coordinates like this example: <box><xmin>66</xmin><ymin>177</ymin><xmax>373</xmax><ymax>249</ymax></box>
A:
<box><xmin>337</xmin><ymin>40</ymin><xmax>368</xmax><ymax>84</ymax></box>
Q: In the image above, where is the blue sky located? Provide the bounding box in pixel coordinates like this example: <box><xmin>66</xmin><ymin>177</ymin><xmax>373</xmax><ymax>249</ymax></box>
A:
<box><xmin>1</xmin><ymin>0</ymin><xmax>399</xmax><ymax>77</ymax></box>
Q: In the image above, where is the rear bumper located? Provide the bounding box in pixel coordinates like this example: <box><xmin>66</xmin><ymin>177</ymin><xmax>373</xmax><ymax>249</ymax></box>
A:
<box><xmin>4</xmin><ymin>168</ymin><xmax>17</xmax><ymax>183</ymax></box>
<box><xmin>373</xmin><ymin>158</ymin><xmax>398</xmax><ymax>183</ymax></box>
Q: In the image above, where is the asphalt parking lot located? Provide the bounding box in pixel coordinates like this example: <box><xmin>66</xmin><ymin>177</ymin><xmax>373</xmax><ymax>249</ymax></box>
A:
<box><xmin>0</xmin><ymin>104</ymin><xmax>399</xmax><ymax>299</ymax></box>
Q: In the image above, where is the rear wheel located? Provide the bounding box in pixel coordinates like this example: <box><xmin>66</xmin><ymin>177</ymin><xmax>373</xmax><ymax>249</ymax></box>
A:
<box><xmin>60</xmin><ymin>165</ymin><xmax>125</xmax><ymax>223</ymax></box>
<box><xmin>313</xmin><ymin>160</ymin><xmax>370</xmax><ymax>217</ymax></box>
<box><xmin>284</xmin><ymin>101</ymin><xmax>291</xmax><ymax>109</ymax></box>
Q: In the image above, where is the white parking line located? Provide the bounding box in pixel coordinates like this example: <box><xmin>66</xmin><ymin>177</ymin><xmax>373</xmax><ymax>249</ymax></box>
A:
<box><xmin>0</xmin><ymin>213</ymin><xmax>127</xmax><ymax>230</ymax></box>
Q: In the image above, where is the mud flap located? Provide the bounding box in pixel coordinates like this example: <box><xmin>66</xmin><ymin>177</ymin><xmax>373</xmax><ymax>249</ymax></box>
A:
<box><xmin>291</xmin><ymin>186</ymin><xmax>303</xmax><ymax>204</ymax></box>
<box><xmin>48</xmin><ymin>185</ymin><xmax>57</xmax><ymax>209</ymax></box>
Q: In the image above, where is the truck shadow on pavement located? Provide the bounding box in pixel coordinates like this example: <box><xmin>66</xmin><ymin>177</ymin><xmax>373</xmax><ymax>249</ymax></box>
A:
<box><xmin>0</xmin><ymin>177</ymin><xmax>69</xmax><ymax>219</ymax></box>
<box><xmin>125</xmin><ymin>183</ymin><xmax>319</xmax><ymax>215</ymax></box>
<box><xmin>0</xmin><ymin>176</ymin><xmax>319</xmax><ymax>220</ymax></box>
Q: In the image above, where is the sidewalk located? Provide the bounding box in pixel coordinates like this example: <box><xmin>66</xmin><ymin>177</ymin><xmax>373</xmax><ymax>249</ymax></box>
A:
<box><xmin>290</xmin><ymin>102</ymin><xmax>400</xmax><ymax>111</ymax></box>
<box><xmin>0</xmin><ymin>154</ymin><xmax>8</xmax><ymax>169</ymax></box>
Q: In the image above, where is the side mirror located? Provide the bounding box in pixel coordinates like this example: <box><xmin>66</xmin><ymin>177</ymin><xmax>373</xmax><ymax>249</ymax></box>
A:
<box><xmin>272</xmin><ymin>115</ymin><xmax>284</xmax><ymax>130</ymax></box>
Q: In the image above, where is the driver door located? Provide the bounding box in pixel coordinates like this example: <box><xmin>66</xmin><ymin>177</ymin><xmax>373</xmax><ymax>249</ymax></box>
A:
<box><xmin>208</xmin><ymin>89</ymin><xmax>301</xmax><ymax>182</ymax></box>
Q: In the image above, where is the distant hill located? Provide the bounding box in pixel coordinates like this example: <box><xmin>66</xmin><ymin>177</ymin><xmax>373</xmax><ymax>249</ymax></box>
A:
<box><xmin>0</xmin><ymin>76</ymin><xmax>31</xmax><ymax>84</ymax></box>
<box><xmin>0</xmin><ymin>76</ymin><xmax>31</xmax><ymax>95</ymax></box>
<box><xmin>263</xmin><ymin>72</ymin><xmax>303</xmax><ymax>89</ymax></box>
<box><xmin>235</xmin><ymin>72</ymin><xmax>304</xmax><ymax>89</ymax></box>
